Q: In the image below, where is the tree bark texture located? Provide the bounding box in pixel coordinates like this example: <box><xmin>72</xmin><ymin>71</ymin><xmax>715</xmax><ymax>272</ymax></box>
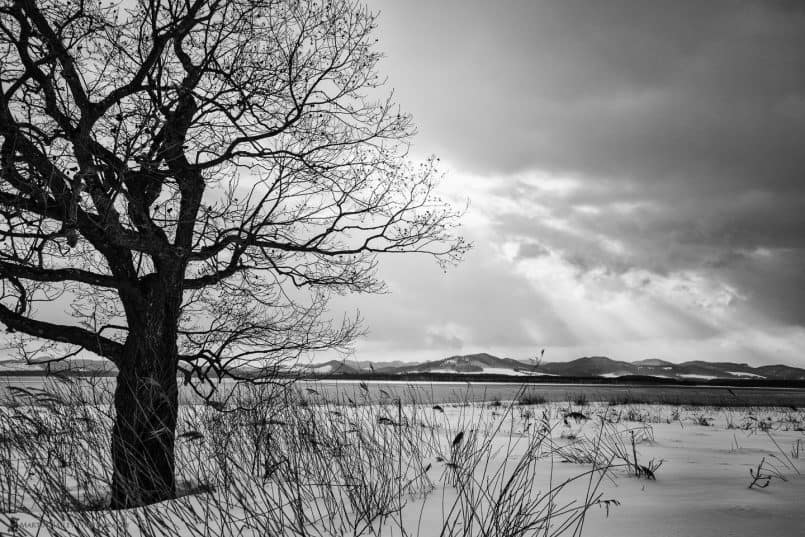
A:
<box><xmin>110</xmin><ymin>275</ymin><xmax>181</xmax><ymax>509</ymax></box>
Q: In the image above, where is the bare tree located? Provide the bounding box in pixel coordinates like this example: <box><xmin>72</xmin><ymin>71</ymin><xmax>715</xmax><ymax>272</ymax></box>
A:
<box><xmin>0</xmin><ymin>0</ymin><xmax>467</xmax><ymax>508</ymax></box>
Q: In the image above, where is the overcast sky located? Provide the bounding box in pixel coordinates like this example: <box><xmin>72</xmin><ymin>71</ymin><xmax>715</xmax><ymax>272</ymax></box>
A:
<box><xmin>326</xmin><ymin>0</ymin><xmax>805</xmax><ymax>366</ymax></box>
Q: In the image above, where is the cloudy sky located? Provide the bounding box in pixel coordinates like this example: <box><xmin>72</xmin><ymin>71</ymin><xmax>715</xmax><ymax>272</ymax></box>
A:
<box><xmin>325</xmin><ymin>0</ymin><xmax>805</xmax><ymax>366</ymax></box>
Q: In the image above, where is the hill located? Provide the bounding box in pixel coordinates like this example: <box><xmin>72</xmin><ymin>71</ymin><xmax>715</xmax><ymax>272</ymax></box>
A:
<box><xmin>301</xmin><ymin>354</ymin><xmax>805</xmax><ymax>382</ymax></box>
<box><xmin>4</xmin><ymin>352</ymin><xmax>805</xmax><ymax>383</ymax></box>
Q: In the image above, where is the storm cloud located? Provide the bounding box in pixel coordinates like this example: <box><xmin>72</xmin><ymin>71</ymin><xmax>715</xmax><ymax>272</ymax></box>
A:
<box><xmin>332</xmin><ymin>0</ymin><xmax>805</xmax><ymax>366</ymax></box>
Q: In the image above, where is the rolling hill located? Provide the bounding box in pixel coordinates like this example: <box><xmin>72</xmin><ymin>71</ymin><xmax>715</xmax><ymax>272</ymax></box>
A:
<box><xmin>301</xmin><ymin>354</ymin><xmax>805</xmax><ymax>381</ymax></box>
<box><xmin>4</xmin><ymin>352</ymin><xmax>805</xmax><ymax>382</ymax></box>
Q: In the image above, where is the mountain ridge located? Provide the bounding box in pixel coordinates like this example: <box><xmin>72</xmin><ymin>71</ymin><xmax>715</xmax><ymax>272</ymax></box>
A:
<box><xmin>3</xmin><ymin>353</ymin><xmax>804</xmax><ymax>382</ymax></box>
<box><xmin>302</xmin><ymin>353</ymin><xmax>805</xmax><ymax>381</ymax></box>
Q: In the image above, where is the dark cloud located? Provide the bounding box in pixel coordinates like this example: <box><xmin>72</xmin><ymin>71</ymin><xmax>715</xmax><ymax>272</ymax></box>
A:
<box><xmin>717</xmin><ymin>249</ymin><xmax>805</xmax><ymax>325</ymax></box>
<box><xmin>337</xmin><ymin>0</ymin><xmax>805</xmax><ymax>364</ymax></box>
<box><xmin>374</xmin><ymin>0</ymin><xmax>805</xmax><ymax>180</ymax></box>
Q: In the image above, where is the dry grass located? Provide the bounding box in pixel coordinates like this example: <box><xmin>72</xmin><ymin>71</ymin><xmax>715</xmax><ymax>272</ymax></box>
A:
<box><xmin>0</xmin><ymin>377</ymin><xmax>619</xmax><ymax>537</ymax></box>
<box><xmin>748</xmin><ymin>456</ymin><xmax>788</xmax><ymax>489</ymax></box>
<box><xmin>553</xmin><ymin>420</ymin><xmax>662</xmax><ymax>480</ymax></box>
<box><xmin>7</xmin><ymin>380</ymin><xmax>802</xmax><ymax>536</ymax></box>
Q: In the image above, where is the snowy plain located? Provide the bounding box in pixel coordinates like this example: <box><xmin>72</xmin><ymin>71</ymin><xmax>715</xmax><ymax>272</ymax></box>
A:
<box><xmin>1</xmin><ymin>380</ymin><xmax>804</xmax><ymax>536</ymax></box>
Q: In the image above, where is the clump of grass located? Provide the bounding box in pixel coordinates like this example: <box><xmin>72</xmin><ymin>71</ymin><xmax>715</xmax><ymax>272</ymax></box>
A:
<box><xmin>626</xmin><ymin>429</ymin><xmax>662</xmax><ymax>480</ymax></box>
<box><xmin>556</xmin><ymin>421</ymin><xmax>661</xmax><ymax>480</ymax></box>
<box><xmin>562</xmin><ymin>410</ymin><xmax>590</xmax><ymax>428</ymax></box>
<box><xmin>618</xmin><ymin>407</ymin><xmax>649</xmax><ymax>423</ymax></box>
<box><xmin>724</xmin><ymin>411</ymin><xmax>738</xmax><ymax>429</ymax></box>
<box><xmin>740</xmin><ymin>414</ymin><xmax>776</xmax><ymax>433</ymax></box>
<box><xmin>608</xmin><ymin>392</ymin><xmax>636</xmax><ymax>406</ymax></box>
<box><xmin>748</xmin><ymin>456</ymin><xmax>788</xmax><ymax>489</ymax></box>
<box><xmin>692</xmin><ymin>414</ymin><xmax>712</xmax><ymax>427</ymax></box>
<box><xmin>517</xmin><ymin>389</ymin><xmax>547</xmax><ymax>406</ymax></box>
<box><xmin>777</xmin><ymin>410</ymin><xmax>805</xmax><ymax>431</ymax></box>
<box><xmin>569</xmin><ymin>392</ymin><xmax>588</xmax><ymax>407</ymax></box>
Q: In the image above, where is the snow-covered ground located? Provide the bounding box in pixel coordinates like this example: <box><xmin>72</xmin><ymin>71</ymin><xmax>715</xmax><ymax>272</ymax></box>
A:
<box><xmin>414</xmin><ymin>403</ymin><xmax>805</xmax><ymax>537</ymax></box>
<box><xmin>566</xmin><ymin>406</ymin><xmax>805</xmax><ymax>536</ymax></box>
<box><xmin>420</xmin><ymin>367</ymin><xmax>533</xmax><ymax>376</ymax></box>
<box><xmin>2</xmin><ymin>395</ymin><xmax>804</xmax><ymax>537</ymax></box>
<box><xmin>727</xmin><ymin>371</ymin><xmax>767</xmax><ymax>379</ymax></box>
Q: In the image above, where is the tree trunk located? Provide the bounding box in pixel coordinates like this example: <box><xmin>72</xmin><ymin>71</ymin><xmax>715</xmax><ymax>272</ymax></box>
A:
<box><xmin>110</xmin><ymin>276</ymin><xmax>181</xmax><ymax>509</ymax></box>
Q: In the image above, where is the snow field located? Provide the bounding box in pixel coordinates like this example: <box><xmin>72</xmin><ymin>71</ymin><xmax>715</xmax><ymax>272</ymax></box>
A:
<box><xmin>1</xmin><ymin>380</ymin><xmax>804</xmax><ymax>536</ymax></box>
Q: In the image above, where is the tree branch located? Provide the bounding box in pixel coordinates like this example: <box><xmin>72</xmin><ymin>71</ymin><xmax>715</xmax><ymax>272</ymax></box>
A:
<box><xmin>0</xmin><ymin>260</ymin><xmax>122</xmax><ymax>288</ymax></box>
<box><xmin>0</xmin><ymin>303</ymin><xmax>124</xmax><ymax>364</ymax></box>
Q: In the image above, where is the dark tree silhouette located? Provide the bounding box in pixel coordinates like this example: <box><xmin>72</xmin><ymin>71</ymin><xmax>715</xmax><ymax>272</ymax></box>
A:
<box><xmin>0</xmin><ymin>0</ymin><xmax>467</xmax><ymax>508</ymax></box>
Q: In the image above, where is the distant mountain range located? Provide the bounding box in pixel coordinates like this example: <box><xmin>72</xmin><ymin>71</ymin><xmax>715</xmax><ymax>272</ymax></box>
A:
<box><xmin>3</xmin><ymin>352</ymin><xmax>805</xmax><ymax>382</ymax></box>
<box><xmin>304</xmin><ymin>353</ymin><xmax>536</xmax><ymax>376</ymax></box>
<box><xmin>536</xmin><ymin>356</ymin><xmax>805</xmax><ymax>381</ymax></box>
<box><xmin>302</xmin><ymin>353</ymin><xmax>805</xmax><ymax>381</ymax></box>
